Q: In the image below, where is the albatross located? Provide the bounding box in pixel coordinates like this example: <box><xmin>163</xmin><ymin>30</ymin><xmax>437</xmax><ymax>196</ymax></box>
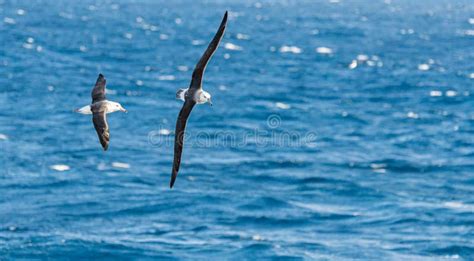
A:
<box><xmin>76</xmin><ymin>74</ymin><xmax>127</xmax><ymax>150</ymax></box>
<box><xmin>170</xmin><ymin>11</ymin><xmax>228</xmax><ymax>188</ymax></box>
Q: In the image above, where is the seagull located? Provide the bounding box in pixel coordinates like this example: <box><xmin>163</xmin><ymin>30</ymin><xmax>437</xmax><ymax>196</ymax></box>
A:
<box><xmin>75</xmin><ymin>74</ymin><xmax>127</xmax><ymax>151</ymax></box>
<box><xmin>170</xmin><ymin>11</ymin><xmax>228</xmax><ymax>188</ymax></box>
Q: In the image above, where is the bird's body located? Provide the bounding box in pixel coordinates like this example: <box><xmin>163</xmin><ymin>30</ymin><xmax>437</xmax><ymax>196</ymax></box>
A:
<box><xmin>170</xmin><ymin>11</ymin><xmax>228</xmax><ymax>188</ymax></box>
<box><xmin>76</xmin><ymin>101</ymin><xmax>125</xmax><ymax>115</ymax></box>
<box><xmin>176</xmin><ymin>88</ymin><xmax>212</xmax><ymax>104</ymax></box>
<box><xmin>75</xmin><ymin>74</ymin><xmax>127</xmax><ymax>150</ymax></box>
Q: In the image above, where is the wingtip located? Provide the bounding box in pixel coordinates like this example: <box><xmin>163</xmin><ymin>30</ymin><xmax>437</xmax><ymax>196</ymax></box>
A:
<box><xmin>170</xmin><ymin>170</ymin><xmax>177</xmax><ymax>188</ymax></box>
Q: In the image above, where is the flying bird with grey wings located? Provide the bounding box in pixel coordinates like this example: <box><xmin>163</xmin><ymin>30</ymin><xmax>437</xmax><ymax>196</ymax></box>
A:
<box><xmin>76</xmin><ymin>74</ymin><xmax>127</xmax><ymax>150</ymax></box>
<box><xmin>170</xmin><ymin>11</ymin><xmax>228</xmax><ymax>188</ymax></box>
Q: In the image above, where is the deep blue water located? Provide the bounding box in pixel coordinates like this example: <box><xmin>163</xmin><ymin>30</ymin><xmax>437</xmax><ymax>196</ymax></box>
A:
<box><xmin>1</xmin><ymin>0</ymin><xmax>474</xmax><ymax>260</ymax></box>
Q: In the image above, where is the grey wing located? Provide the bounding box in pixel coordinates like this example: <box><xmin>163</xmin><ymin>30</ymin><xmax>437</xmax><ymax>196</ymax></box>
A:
<box><xmin>189</xmin><ymin>11</ymin><xmax>228</xmax><ymax>90</ymax></box>
<box><xmin>92</xmin><ymin>109</ymin><xmax>110</xmax><ymax>151</ymax></box>
<box><xmin>91</xmin><ymin>74</ymin><xmax>106</xmax><ymax>103</ymax></box>
<box><xmin>170</xmin><ymin>100</ymin><xmax>196</xmax><ymax>188</ymax></box>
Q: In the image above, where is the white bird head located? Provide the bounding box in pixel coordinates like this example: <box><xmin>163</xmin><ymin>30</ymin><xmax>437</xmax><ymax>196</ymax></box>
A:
<box><xmin>108</xmin><ymin>101</ymin><xmax>127</xmax><ymax>113</ymax></box>
<box><xmin>200</xmin><ymin>91</ymin><xmax>212</xmax><ymax>106</ymax></box>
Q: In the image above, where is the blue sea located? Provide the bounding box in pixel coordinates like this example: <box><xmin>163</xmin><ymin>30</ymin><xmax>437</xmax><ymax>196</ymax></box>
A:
<box><xmin>1</xmin><ymin>0</ymin><xmax>474</xmax><ymax>260</ymax></box>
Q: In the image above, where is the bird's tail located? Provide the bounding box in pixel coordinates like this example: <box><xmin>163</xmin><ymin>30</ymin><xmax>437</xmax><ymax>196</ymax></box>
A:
<box><xmin>176</xmin><ymin>89</ymin><xmax>186</xmax><ymax>100</ymax></box>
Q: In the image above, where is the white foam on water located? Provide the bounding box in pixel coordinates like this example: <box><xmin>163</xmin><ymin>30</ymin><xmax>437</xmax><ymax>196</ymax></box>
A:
<box><xmin>357</xmin><ymin>54</ymin><xmax>369</xmax><ymax>61</ymax></box>
<box><xmin>224</xmin><ymin>42</ymin><xmax>243</xmax><ymax>51</ymax></box>
<box><xmin>407</xmin><ymin>112</ymin><xmax>419</xmax><ymax>119</ymax></box>
<box><xmin>105</xmin><ymin>88</ymin><xmax>117</xmax><ymax>95</ymax></box>
<box><xmin>464</xmin><ymin>30</ymin><xmax>474</xmax><ymax>36</ymax></box>
<box><xmin>4</xmin><ymin>17</ymin><xmax>16</xmax><ymax>24</ymax></box>
<box><xmin>0</xmin><ymin>134</ymin><xmax>8</xmax><ymax>140</ymax></box>
<box><xmin>112</xmin><ymin>162</ymin><xmax>130</xmax><ymax>169</ymax></box>
<box><xmin>17</xmin><ymin>9</ymin><xmax>26</xmax><ymax>15</ymax></box>
<box><xmin>275</xmin><ymin>102</ymin><xmax>291</xmax><ymax>109</ymax></box>
<box><xmin>370</xmin><ymin>163</ymin><xmax>387</xmax><ymax>169</ymax></box>
<box><xmin>59</xmin><ymin>12</ymin><xmax>73</xmax><ymax>19</ymax></box>
<box><xmin>290</xmin><ymin>201</ymin><xmax>359</xmax><ymax>216</ymax></box>
<box><xmin>349</xmin><ymin>60</ymin><xmax>357</xmax><ymax>69</ymax></box>
<box><xmin>418</xmin><ymin>64</ymin><xmax>430</xmax><ymax>71</ymax></box>
<box><xmin>430</xmin><ymin>90</ymin><xmax>442</xmax><ymax>97</ymax></box>
<box><xmin>158</xmin><ymin>75</ymin><xmax>175</xmax><ymax>81</ymax></box>
<box><xmin>158</xmin><ymin>129</ymin><xmax>171</xmax><ymax>135</ymax></box>
<box><xmin>371</xmin><ymin>163</ymin><xmax>387</xmax><ymax>174</ymax></box>
<box><xmin>469</xmin><ymin>18</ymin><xmax>474</xmax><ymax>24</ymax></box>
<box><xmin>191</xmin><ymin>39</ymin><xmax>205</xmax><ymax>46</ymax></box>
<box><xmin>316</xmin><ymin>46</ymin><xmax>332</xmax><ymax>54</ymax></box>
<box><xmin>279</xmin><ymin>45</ymin><xmax>302</xmax><ymax>54</ymax></box>
<box><xmin>177</xmin><ymin>65</ymin><xmax>188</xmax><ymax>72</ymax></box>
<box><xmin>445</xmin><ymin>90</ymin><xmax>457</xmax><ymax>97</ymax></box>
<box><xmin>97</xmin><ymin>162</ymin><xmax>107</xmax><ymax>171</ymax></box>
<box><xmin>444</xmin><ymin>201</ymin><xmax>474</xmax><ymax>212</ymax></box>
<box><xmin>50</xmin><ymin>164</ymin><xmax>70</xmax><ymax>172</ymax></box>
<box><xmin>236</xmin><ymin>33</ymin><xmax>249</xmax><ymax>40</ymax></box>
<box><xmin>23</xmin><ymin>43</ymin><xmax>34</xmax><ymax>49</ymax></box>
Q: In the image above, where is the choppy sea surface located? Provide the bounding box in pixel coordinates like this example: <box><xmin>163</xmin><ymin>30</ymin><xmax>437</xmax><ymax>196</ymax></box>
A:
<box><xmin>1</xmin><ymin>0</ymin><xmax>474</xmax><ymax>260</ymax></box>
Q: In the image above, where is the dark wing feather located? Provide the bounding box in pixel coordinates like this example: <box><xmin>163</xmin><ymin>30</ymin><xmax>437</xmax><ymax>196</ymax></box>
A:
<box><xmin>170</xmin><ymin>100</ymin><xmax>196</xmax><ymax>188</ymax></box>
<box><xmin>92</xmin><ymin>108</ymin><xmax>110</xmax><ymax>151</ymax></box>
<box><xmin>189</xmin><ymin>11</ymin><xmax>228</xmax><ymax>90</ymax></box>
<box><xmin>91</xmin><ymin>74</ymin><xmax>106</xmax><ymax>103</ymax></box>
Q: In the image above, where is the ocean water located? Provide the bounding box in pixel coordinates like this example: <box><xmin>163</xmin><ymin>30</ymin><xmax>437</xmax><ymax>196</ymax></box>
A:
<box><xmin>1</xmin><ymin>0</ymin><xmax>474</xmax><ymax>260</ymax></box>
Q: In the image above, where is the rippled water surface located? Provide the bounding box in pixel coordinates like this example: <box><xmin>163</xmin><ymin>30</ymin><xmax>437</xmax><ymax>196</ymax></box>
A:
<box><xmin>1</xmin><ymin>0</ymin><xmax>474</xmax><ymax>260</ymax></box>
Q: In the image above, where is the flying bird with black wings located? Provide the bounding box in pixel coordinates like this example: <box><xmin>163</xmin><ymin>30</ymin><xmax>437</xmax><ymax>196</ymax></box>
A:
<box><xmin>76</xmin><ymin>74</ymin><xmax>127</xmax><ymax>150</ymax></box>
<box><xmin>170</xmin><ymin>11</ymin><xmax>228</xmax><ymax>188</ymax></box>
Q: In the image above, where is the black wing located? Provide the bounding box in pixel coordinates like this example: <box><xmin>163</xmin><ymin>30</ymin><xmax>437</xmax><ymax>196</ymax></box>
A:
<box><xmin>91</xmin><ymin>74</ymin><xmax>106</xmax><ymax>103</ymax></box>
<box><xmin>189</xmin><ymin>11</ymin><xmax>228</xmax><ymax>90</ymax></box>
<box><xmin>92</xmin><ymin>108</ymin><xmax>110</xmax><ymax>151</ymax></box>
<box><xmin>170</xmin><ymin>100</ymin><xmax>196</xmax><ymax>188</ymax></box>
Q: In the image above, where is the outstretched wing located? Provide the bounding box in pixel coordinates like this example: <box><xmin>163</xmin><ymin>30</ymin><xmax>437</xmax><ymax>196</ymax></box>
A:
<box><xmin>92</xmin><ymin>107</ymin><xmax>110</xmax><ymax>151</ymax></box>
<box><xmin>189</xmin><ymin>11</ymin><xmax>228</xmax><ymax>90</ymax></box>
<box><xmin>91</xmin><ymin>74</ymin><xmax>106</xmax><ymax>103</ymax></box>
<box><xmin>170</xmin><ymin>100</ymin><xmax>196</xmax><ymax>188</ymax></box>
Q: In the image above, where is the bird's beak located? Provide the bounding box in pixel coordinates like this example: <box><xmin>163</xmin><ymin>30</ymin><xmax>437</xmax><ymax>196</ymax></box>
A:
<box><xmin>208</xmin><ymin>99</ymin><xmax>213</xmax><ymax>106</ymax></box>
<box><xmin>121</xmin><ymin>108</ymin><xmax>128</xmax><ymax>113</ymax></box>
